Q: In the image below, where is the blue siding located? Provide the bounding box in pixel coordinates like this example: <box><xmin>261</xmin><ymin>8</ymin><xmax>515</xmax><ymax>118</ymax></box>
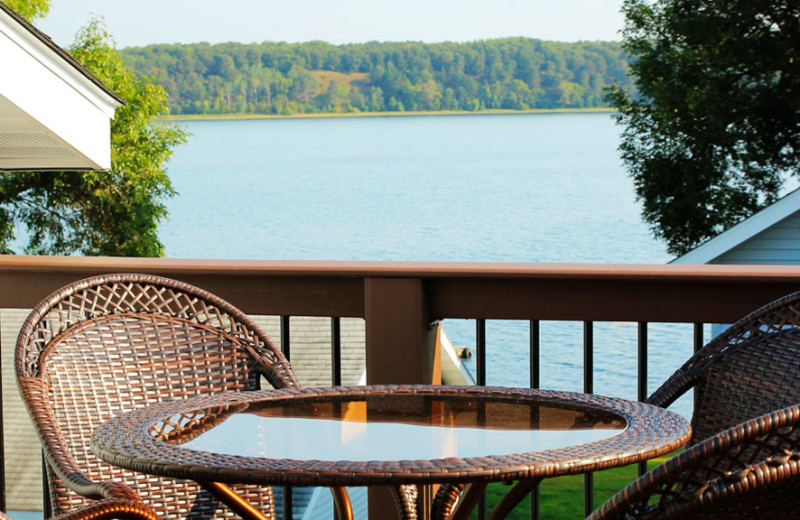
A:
<box><xmin>714</xmin><ymin>212</ymin><xmax>800</xmax><ymax>265</ymax></box>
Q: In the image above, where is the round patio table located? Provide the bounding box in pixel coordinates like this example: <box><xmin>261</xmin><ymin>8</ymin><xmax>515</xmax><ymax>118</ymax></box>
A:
<box><xmin>91</xmin><ymin>385</ymin><xmax>690</xmax><ymax>520</ymax></box>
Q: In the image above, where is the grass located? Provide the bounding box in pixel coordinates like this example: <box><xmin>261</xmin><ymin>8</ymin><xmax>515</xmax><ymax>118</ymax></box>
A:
<box><xmin>309</xmin><ymin>69</ymin><xmax>370</xmax><ymax>91</ymax></box>
<box><xmin>468</xmin><ymin>452</ymin><xmax>676</xmax><ymax>519</ymax></box>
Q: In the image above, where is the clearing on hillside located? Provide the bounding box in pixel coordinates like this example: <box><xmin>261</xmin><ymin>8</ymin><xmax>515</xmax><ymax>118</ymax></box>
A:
<box><xmin>310</xmin><ymin>70</ymin><xmax>370</xmax><ymax>92</ymax></box>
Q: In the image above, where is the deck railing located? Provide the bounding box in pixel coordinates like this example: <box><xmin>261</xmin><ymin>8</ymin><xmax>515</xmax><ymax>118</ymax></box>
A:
<box><xmin>3</xmin><ymin>255</ymin><xmax>800</xmax><ymax>519</ymax></box>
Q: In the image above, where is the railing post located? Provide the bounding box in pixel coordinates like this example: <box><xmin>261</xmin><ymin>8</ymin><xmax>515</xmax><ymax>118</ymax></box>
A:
<box><xmin>364</xmin><ymin>277</ymin><xmax>437</xmax><ymax>385</ymax></box>
<box><xmin>365</xmin><ymin>277</ymin><xmax>436</xmax><ymax>519</ymax></box>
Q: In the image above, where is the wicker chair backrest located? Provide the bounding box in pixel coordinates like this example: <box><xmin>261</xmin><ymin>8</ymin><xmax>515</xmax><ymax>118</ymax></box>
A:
<box><xmin>692</xmin><ymin>328</ymin><xmax>800</xmax><ymax>443</ymax></box>
<box><xmin>590</xmin><ymin>293</ymin><xmax>800</xmax><ymax>520</ymax></box>
<box><xmin>646</xmin><ymin>291</ymin><xmax>800</xmax><ymax>412</ymax></box>
<box><xmin>16</xmin><ymin>274</ymin><xmax>298</xmax><ymax>520</ymax></box>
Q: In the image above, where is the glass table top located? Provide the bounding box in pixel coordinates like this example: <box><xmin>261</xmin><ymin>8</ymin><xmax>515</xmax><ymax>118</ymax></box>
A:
<box><xmin>173</xmin><ymin>393</ymin><xmax>627</xmax><ymax>462</ymax></box>
<box><xmin>92</xmin><ymin>386</ymin><xmax>691</xmax><ymax>487</ymax></box>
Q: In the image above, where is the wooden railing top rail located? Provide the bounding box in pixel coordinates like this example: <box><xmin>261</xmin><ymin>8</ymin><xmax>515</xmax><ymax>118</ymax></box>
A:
<box><xmin>3</xmin><ymin>254</ymin><xmax>800</xmax><ymax>279</ymax></box>
<box><xmin>2</xmin><ymin>255</ymin><xmax>800</xmax><ymax>322</ymax></box>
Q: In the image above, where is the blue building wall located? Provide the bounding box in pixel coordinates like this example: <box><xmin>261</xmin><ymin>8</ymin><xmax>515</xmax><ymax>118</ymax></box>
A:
<box><xmin>713</xmin><ymin>211</ymin><xmax>800</xmax><ymax>265</ymax></box>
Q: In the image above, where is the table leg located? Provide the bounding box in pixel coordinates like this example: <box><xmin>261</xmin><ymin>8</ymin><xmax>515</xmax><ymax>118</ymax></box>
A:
<box><xmin>447</xmin><ymin>483</ymin><xmax>487</xmax><ymax>520</ymax></box>
<box><xmin>199</xmin><ymin>481</ymin><xmax>273</xmax><ymax>520</ymax></box>
<box><xmin>430</xmin><ymin>484</ymin><xmax>464</xmax><ymax>519</ymax></box>
<box><xmin>331</xmin><ymin>487</ymin><xmax>354</xmax><ymax>520</ymax></box>
<box><xmin>390</xmin><ymin>484</ymin><xmax>419</xmax><ymax>519</ymax></box>
<box><xmin>488</xmin><ymin>479</ymin><xmax>542</xmax><ymax>520</ymax></box>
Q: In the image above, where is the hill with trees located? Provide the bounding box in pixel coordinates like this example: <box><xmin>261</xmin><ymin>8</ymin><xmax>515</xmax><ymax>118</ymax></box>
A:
<box><xmin>119</xmin><ymin>38</ymin><xmax>634</xmax><ymax>116</ymax></box>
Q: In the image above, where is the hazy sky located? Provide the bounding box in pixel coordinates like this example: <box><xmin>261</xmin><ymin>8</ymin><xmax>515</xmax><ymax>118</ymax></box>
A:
<box><xmin>37</xmin><ymin>0</ymin><xmax>625</xmax><ymax>49</ymax></box>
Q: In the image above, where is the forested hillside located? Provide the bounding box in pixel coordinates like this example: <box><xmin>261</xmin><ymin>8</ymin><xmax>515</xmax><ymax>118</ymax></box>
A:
<box><xmin>119</xmin><ymin>38</ymin><xmax>633</xmax><ymax>116</ymax></box>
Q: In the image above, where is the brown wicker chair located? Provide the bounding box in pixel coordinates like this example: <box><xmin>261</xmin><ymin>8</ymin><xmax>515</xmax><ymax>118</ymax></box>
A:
<box><xmin>16</xmin><ymin>273</ymin><xmax>300</xmax><ymax>520</ymax></box>
<box><xmin>590</xmin><ymin>292</ymin><xmax>800</xmax><ymax>519</ymax></box>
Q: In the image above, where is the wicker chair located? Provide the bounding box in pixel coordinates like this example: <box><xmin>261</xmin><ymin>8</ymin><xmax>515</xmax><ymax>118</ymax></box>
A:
<box><xmin>16</xmin><ymin>273</ymin><xmax>300</xmax><ymax>520</ymax></box>
<box><xmin>590</xmin><ymin>292</ymin><xmax>800</xmax><ymax>519</ymax></box>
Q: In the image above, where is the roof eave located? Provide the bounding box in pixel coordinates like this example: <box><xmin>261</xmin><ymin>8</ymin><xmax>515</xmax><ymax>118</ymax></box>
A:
<box><xmin>0</xmin><ymin>2</ymin><xmax>124</xmax><ymax>107</ymax></box>
<box><xmin>0</xmin><ymin>2</ymin><xmax>123</xmax><ymax>171</ymax></box>
<box><xmin>671</xmin><ymin>187</ymin><xmax>800</xmax><ymax>264</ymax></box>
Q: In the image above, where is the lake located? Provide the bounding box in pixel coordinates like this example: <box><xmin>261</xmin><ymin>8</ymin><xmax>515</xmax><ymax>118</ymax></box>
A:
<box><xmin>163</xmin><ymin>112</ymin><xmax>670</xmax><ymax>263</ymax></box>
<box><xmin>162</xmin><ymin>112</ymin><xmax>697</xmax><ymax>417</ymax></box>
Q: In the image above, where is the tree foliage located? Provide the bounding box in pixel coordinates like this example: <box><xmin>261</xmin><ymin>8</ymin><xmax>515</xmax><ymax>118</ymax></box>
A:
<box><xmin>119</xmin><ymin>38</ymin><xmax>635</xmax><ymax>116</ymax></box>
<box><xmin>609</xmin><ymin>0</ymin><xmax>800</xmax><ymax>256</ymax></box>
<box><xmin>0</xmin><ymin>19</ymin><xmax>187</xmax><ymax>256</ymax></box>
<box><xmin>4</xmin><ymin>0</ymin><xmax>49</xmax><ymax>21</ymax></box>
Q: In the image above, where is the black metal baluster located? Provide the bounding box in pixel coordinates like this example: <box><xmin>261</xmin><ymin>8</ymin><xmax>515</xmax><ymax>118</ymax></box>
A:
<box><xmin>584</xmin><ymin>321</ymin><xmax>594</xmax><ymax>517</ymax></box>
<box><xmin>693</xmin><ymin>323</ymin><xmax>704</xmax><ymax>354</ymax></box>
<box><xmin>530</xmin><ymin>320</ymin><xmax>540</xmax><ymax>390</ymax></box>
<box><xmin>637</xmin><ymin>322</ymin><xmax>648</xmax><ymax>477</ymax></box>
<box><xmin>530</xmin><ymin>320</ymin><xmax>540</xmax><ymax>520</ymax></box>
<box><xmin>331</xmin><ymin>317</ymin><xmax>342</xmax><ymax>386</ymax></box>
<box><xmin>476</xmin><ymin>319</ymin><xmax>486</xmax><ymax>387</ymax></box>
<box><xmin>42</xmin><ymin>456</ymin><xmax>51</xmax><ymax>519</ymax></box>
<box><xmin>476</xmin><ymin>319</ymin><xmax>487</xmax><ymax>520</ymax></box>
<box><xmin>693</xmin><ymin>323</ymin><xmax>704</xmax><ymax>415</ymax></box>
<box><xmin>280</xmin><ymin>316</ymin><xmax>293</xmax><ymax>520</ymax></box>
<box><xmin>281</xmin><ymin>315</ymin><xmax>291</xmax><ymax>362</ymax></box>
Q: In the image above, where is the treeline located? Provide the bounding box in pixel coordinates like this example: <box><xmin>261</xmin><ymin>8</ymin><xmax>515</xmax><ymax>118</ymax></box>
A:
<box><xmin>119</xmin><ymin>38</ymin><xmax>634</xmax><ymax>116</ymax></box>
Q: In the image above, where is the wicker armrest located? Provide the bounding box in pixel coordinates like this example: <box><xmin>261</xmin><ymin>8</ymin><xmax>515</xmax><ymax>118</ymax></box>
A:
<box><xmin>645</xmin><ymin>373</ymin><xmax>695</xmax><ymax>410</ymax></box>
<box><xmin>589</xmin><ymin>405</ymin><xmax>800</xmax><ymax>520</ymax></box>
<box><xmin>48</xmin><ymin>498</ymin><xmax>161</xmax><ymax>520</ymax></box>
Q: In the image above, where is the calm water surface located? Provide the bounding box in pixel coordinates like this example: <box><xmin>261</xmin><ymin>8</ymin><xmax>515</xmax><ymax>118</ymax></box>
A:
<box><xmin>162</xmin><ymin>113</ymin><xmax>696</xmax><ymax>417</ymax></box>
<box><xmin>164</xmin><ymin>113</ymin><xmax>668</xmax><ymax>263</ymax></box>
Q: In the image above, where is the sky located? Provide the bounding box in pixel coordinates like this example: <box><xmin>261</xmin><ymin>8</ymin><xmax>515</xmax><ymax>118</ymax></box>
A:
<box><xmin>36</xmin><ymin>0</ymin><xmax>625</xmax><ymax>49</ymax></box>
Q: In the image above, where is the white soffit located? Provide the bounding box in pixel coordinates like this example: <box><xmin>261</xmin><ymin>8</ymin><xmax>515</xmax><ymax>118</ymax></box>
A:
<box><xmin>0</xmin><ymin>4</ymin><xmax>123</xmax><ymax>171</ymax></box>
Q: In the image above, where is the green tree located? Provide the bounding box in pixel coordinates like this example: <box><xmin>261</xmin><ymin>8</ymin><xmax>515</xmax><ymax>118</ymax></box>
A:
<box><xmin>609</xmin><ymin>0</ymin><xmax>800</xmax><ymax>255</ymax></box>
<box><xmin>0</xmin><ymin>18</ymin><xmax>187</xmax><ymax>256</ymax></box>
<box><xmin>4</xmin><ymin>0</ymin><xmax>48</xmax><ymax>21</ymax></box>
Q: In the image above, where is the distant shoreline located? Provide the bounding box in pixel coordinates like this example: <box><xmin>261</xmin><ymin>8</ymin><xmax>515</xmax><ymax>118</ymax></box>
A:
<box><xmin>161</xmin><ymin>107</ymin><xmax>616</xmax><ymax>122</ymax></box>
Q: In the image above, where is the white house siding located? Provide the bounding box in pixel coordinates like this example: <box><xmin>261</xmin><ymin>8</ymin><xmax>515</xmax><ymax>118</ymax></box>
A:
<box><xmin>1</xmin><ymin>308</ymin><xmax>41</xmax><ymax>512</ymax></box>
<box><xmin>712</xmin><ymin>211</ymin><xmax>800</xmax><ymax>265</ymax></box>
<box><xmin>249</xmin><ymin>316</ymin><xmax>366</xmax><ymax>387</ymax></box>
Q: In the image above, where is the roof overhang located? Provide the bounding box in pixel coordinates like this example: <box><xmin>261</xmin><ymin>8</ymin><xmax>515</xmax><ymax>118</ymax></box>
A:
<box><xmin>672</xmin><ymin>187</ymin><xmax>800</xmax><ymax>264</ymax></box>
<box><xmin>0</xmin><ymin>3</ymin><xmax>123</xmax><ymax>171</ymax></box>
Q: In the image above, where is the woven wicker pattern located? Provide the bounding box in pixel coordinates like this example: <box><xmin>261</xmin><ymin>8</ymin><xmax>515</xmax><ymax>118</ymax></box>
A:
<box><xmin>590</xmin><ymin>292</ymin><xmax>800</xmax><ymax>520</ymax></box>
<box><xmin>647</xmin><ymin>291</ymin><xmax>800</xmax><ymax>413</ymax></box>
<box><xmin>92</xmin><ymin>385</ymin><xmax>689</xmax><ymax>486</ymax></box>
<box><xmin>16</xmin><ymin>273</ymin><xmax>299</xmax><ymax>520</ymax></box>
<box><xmin>391</xmin><ymin>485</ymin><xmax>419</xmax><ymax>520</ymax></box>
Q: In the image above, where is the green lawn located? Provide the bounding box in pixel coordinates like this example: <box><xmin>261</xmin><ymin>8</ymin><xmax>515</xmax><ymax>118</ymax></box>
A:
<box><xmin>468</xmin><ymin>453</ymin><xmax>675</xmax><ymax>519</ymax></box>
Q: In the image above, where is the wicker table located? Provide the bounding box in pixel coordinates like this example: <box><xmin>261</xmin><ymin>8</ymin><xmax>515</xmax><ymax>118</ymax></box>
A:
<box><xmin>91</xmin><ymin>385</ymin><xmax>690</xmax><ymax>520</ymax></box>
